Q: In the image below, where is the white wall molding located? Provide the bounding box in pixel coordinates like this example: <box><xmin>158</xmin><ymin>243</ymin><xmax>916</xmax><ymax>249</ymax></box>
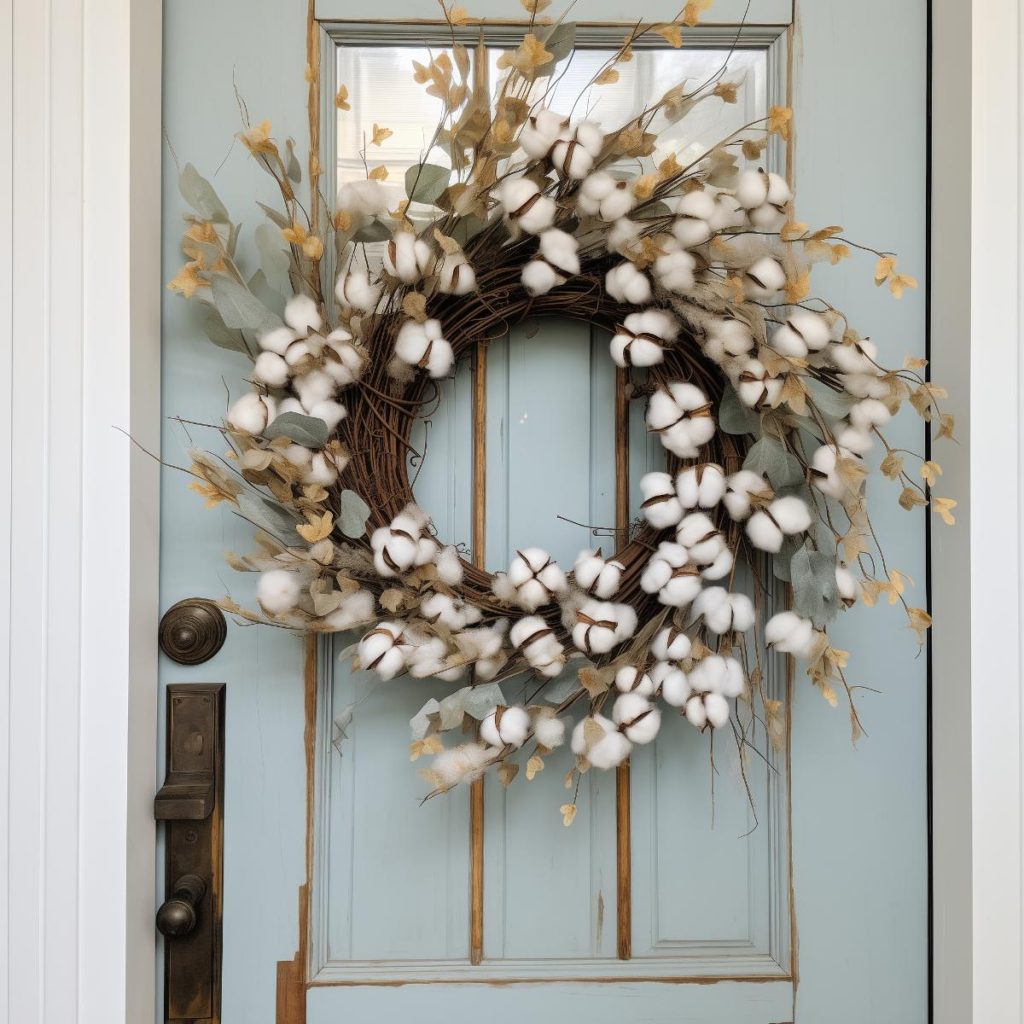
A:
<box><xmin>0</xmin><ymin>0</ymin><xmax>162</xmax><ymax>1022</ymax></box>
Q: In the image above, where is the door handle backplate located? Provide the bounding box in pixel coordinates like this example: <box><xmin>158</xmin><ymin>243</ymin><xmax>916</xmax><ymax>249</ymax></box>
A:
<box><xmin>155</xmin><ymin>684</ymin><xmax>225</xmax><ymax>1023</ymax></box>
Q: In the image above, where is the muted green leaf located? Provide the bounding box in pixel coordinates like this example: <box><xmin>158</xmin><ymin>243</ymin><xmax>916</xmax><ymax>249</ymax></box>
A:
<box><xmin>352</xmin><ymin>219</ymin><xmax>392</xmax><ymax>244</ymax></box>
<box><xmin>236</xmin><ymin>491</ymin><xmax>302</xmax><ymax>544</ymax></box>
<box><xmin>202</xmin><ymin>307</ymin><xmax>250</xmax><ymax>355</ymax></box>
<box><xmin>405</xmin><ymin>163</ymin><xmax>451</xmax><ymax>205</ymax></box>
<box><xmin>539</xmin><ymin>22</ymin><xmax>577</xmax><ymax>71</ymax></box>
<box><xmin>744</xmin><ymin>436</ymin><xmax>804</xmax><ymax>490</ymax></box>
<box><xmin>790</xmin><ymin>541</ymin><xmax>840</xmax><ymax>627</ymax></box>
<box><xmin>179</xmin><ymin>163</ymin><xmax>229</xmax><ymax>223</ymax></box>
<box><xmin>719</xmin><ymin>386</ymin><xmax>761</xmax><ymax>436</ymax></box>
<box><xmin>339</xmin><ymin>489</ymin><xmax>371</xmax><ymax>538</ymax></box>
<box><xmin>264</xmin><ymin>412</ymin><xmax>329</xmax><ymax>448</ymax></box>
<box><xmin>212</xmin><ymin>276</ymin><xmax>281</xmax><ymax>332</ymax></box>
<box><xmin>254</xmin><ymin>223</ymin><xmax>292</xmax><ymax>296</ymax></box>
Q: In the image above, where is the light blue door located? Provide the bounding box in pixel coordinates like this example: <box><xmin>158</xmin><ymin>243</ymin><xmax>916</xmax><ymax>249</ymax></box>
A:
<box><xmin>159</xmin><ymin>1</ymin><xmax>928</xmax><ymax>1021</ymax></box>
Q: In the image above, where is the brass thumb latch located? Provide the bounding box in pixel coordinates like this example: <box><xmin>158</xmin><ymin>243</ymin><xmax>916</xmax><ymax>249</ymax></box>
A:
<box><xmin>154</xmin><ymin>684</ymin><xmax>224</xmax><ymax>1024</ymax></box>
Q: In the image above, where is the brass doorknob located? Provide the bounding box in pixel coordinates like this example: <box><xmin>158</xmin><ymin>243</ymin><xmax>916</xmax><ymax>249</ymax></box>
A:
<box><xmin>156</xmin><ymin>874</ymin><xmax>207</xmax><ymax>937</ymax></box>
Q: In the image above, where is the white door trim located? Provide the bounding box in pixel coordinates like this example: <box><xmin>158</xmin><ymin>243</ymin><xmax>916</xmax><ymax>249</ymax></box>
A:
<box><xmin>0</xmin><ymin>0</ymin><xmax>1017</xmax><ymax>1020</ymax></box>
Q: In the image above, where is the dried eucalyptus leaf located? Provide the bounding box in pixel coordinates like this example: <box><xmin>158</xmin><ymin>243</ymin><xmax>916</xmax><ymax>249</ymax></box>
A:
<box><xmin>352</xmin><ymin>219</ymin><xmax>392</xmax><ymax>243</ymax></box>
<box><xmin>257</xmin><ymin>201</ymin><xmax>292</xmax><ymax>230</ymax></box>
<box><xmin>462</xmin><ymin>682</ymin><xmax>504</xmax><ymax>720</ymax></box>
<box><xmin>744</xmin><ymin>436</ymin><xmax>804</xmax><ymax>490</ymax></box>
<box><xmin>212</xmin><ymin>275</ymin><xmax>282</xmax><ymax>332</ymax></box>
<box><xmin>806</xmin><ymin>380</ymin><xmax>856</xmax><ymax>421</ymax></box>
<box><xmin>719</xmin><ymin>385</ymin><xmax>761</xmax><ymax>436</ymax></box>
<box><xmin>264</xmin><ymin>411</ymin><xmax>329</xmax><ymax>448</ymax></box>
<box><xmin>542</xmin><ymin>672</ymin><xmax>580</xmax><ymax>705</ymax></box>
<box><xmin>236</xmin><ymin>491</ymin><xmax>302</xmax><ymax>544</ymax></box>
<box><xmin>410</xmin><ymin>698</ymin><xmax>441</xmax><ymax>741</ymax></box>
<box><xmin>790</xmin><ymin>542</ymin><xmax>840</xmax><ymax>627</ymax></box>
<box><xmin>539</xmin><ymin>22</ymin><xmax>576</xmax><ymax>71</ymax></box>
<box><xmin>405</xmin><ymin>163</ymin><xmax>451</xmax><ymax>205</ymax></box>
<box><xmin>772</xmin><ymin>533</ymin><xmax>803</xmax><ymax>582</ymax></box>
<box><xmin>247</xmin><ymin>268</ymin><xmax>285</xmax><ymax>316</ymax></box>
<box><xmin>450</xmin><ymin>215</ymin><xmax>487</xmax><ymax>247</ymax></box>
<box><xmin>284</xmin><ymin>139</ymin><xmax>302</xmax><ymax>183</ymax></box>
<box><xmin>255</xmin><ymin>223</ymin><xmax>292</xmax><ymax>296</ymax></box>
<box><xmin>203</xmin><ymin>307</ymin><xmax>250</xmax><ymax>354</ymax></box>
<box><xmin>635</xmin><ymin>200</ymin><xmax>673</xmax><ymax>221</ymax></box>
<box><xmin>339</xmin><ymin>489</ymin><xmax>371</xmax><ymax>538</ymax></box>
<box><xmin>179</xmin><ymin>163</ymin><xmax>229</xmax><ymax>223</ymax></box>
<box><xmin>438</xmin><ymin>690</ymin><xmax>466</xmax><ymax>731</ymax></box>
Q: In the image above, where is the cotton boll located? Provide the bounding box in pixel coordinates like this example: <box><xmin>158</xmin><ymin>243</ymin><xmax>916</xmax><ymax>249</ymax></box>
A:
<box><xmin>652</xmin><ymin>626</ymin><xmax>691</xmax><ymax>662</ymax></box>
<box><xmin>653</xmin><ymin>249</ymin><xmax>698</xmax><ymax>294</ymax></box>
<box><xmin>304</xmin><ymin>451</ymin><xmax>340</xmax><ymax>487</ymax></box>
<box><xmin>675</xmin><ymin>511</ymin><xmax>716</xmax><ymax>550</ymax></box>
<box><xmin>744</xmin><ymin>256</ymin><xmax>786</xmax><ymax>299</ymax></box>
<box><xmin>322</xmin><ymin>589</ymin><xmax>375</xmax><ymax>632</ymax></box>
<box><xmin>772</xmin><ymin>495</ymin><xmax>813</xmax><ymax>534</ymax></box>
<box><xmin>277</xmin><ymin>397</ymin><xmax>304</xmax><ymax>417</ymax></box>
<box><xmin>647</xmin><ymin>382</ymin><xmax>716</xmax><ymax>458</ymax></box>
<box><xmin>671</xmin><ymin>189</ymin><xmax>715</xmax><ymax>248</ymax></box>
<box><xmin>227</xmin><ymin>392</ymin><xmax>275</xmax><ymax>434</ymax></box>
<box><xmin>765</xmin><ymin>610</ymin><xmax>816</xmax><ymax>658</ymax></box>
<box><xmin>809</xmin><ymin>444</ymin><xmax>847</xmax><ymax>499</ymax></box>
<box><xmin>693</xmin><ymin>588</ymin><xmax>755</xmax><ymax>634</ymax></box>
<box><xmin>382</xmin><ymin>232</ymin><xmax>432</xmax><ymax>283</ymax></box>
<box><xmin>533</xmin><ymin>713</ymin><xmax>566</xmax><ymax>750</ymax></box>
<box><xmin>685</xmin><ymin>696</ymin><xmax>708</xmax><ymax>729</ymax></box>
<box><xmin>324</xmin><ymin>333</ymin><xmax>365</xmax><ymax>388</ymax></box>
<box><xmin>736</xmin><ymin>169</ymin><xmax>792</xmax><ymax>212</ymax></box>
<box><xmin>573</xmin><ymin>549</ymin><xmax>623</xmax><ymax>598</ymax></box>
<box><xmin>830</xmin><ymin>338</ymin><xmax>879</xmax><ymax>375</ymax></box>
<box><xmin>284</xmin><ymin>293</ymin><xmax>322</xmax><ymax>334</ymax></box>
<box><xmin>540</xmin><ymin>228</ymin><xmax>580</xmax><ymax>274</ymax></box>
<box><xmin>258</xmin><ymin>325</ymin><xmax>297</xmax><ymax>356</ymax></box>
<box><xmin>335</xmin><ymin>266</ymin><xmax>382</xmax><ymax>312</ymax></box>
<box><xmin>616</xmin><ymin>666</ymin><xmax>655</xmax><ymax>696</ymax></box>
<box><xmin>723</xmin><ymin>470</ymin><xmax>770</xmax><ymax>520</ymax></box>
<box><xmin>519</xmin><ymin>108</ymin><xmax>565</xmax><ymax>159</ymax></box>
<box><xmin>708</xmin><ymin>193</ymin><xmax>745</xmax><ymax>232</ymax></box>
<box><xmin>610</xmin><ymin>325</ymin><xmax>662</xmax><ymax>368</ymax></box>
<box><xmin>438</xmin><ymin>256</ymin><xmax>477</xmax><ymax>295</ymax></box>
<box><xmin>480</xmin><ymin>706</ymin><xmax>531</xmax><ymax>749</ymax></box>
<box><xmin>257</xmin><ymin>569</ymin><xmax>302</xmax><ymax>614</ymax></box>
<box><xmin>641</xmin><ymin>543</ymin><xmax>702</xmax><ymax>608</ymax></box>
<box><xmin>551</xmin><ymin>133</ymin><xmax>597</xmax><ymax>180</ymax></box>
<box><xmin>836</xmin><ymin>564</ymin><xmax>860</xmax><ymax>606</ymax></box>
<box><xmin>613</xmin><ymin>692</ymin><xmax>661</xmax><ymax>745</ymax></box>
<box><xmin>305</xmin><ymin>400</ymin><xmax>345</xmax><ymax>432</ymax></box>
<box><xmin>572</xmin><ymin>716</ymin><xmax>632</xmax><ymax>770</ymax></box>
<box><xmin>522</xmin><ymin>260</ymin><xmax>561</xmax><ymax>296</ymax></box>
<box><xmin>639</xmin><ymin>472</ymin><xmax>684</xmax><ymax>529</ymax></box>
<box><xmin>836</xmin><ymin>424</ymin><xmax>874</xmax><ymax>455</ymax></box>
<box><xmin>430</xmin><ymin>742</ymin><xmax>493</xmax><ymax>790</ymax></box>
<box><xmin>746</xmin><ymin>510</ymin><xmax>784</xmax><ymax>552</ymax></box>
<box><xmin>572</xmin><ymin>600</ymin><xmax>636</xmax><ymax>655</ymax></box>
<box><xmin>337</xmin><ymin>179</ymin><xmax>389</xmax><ymax>219</ymax></box>
<box><xmin>774</xmin><ymin>309</ymin><xmax>831</xmax><ymax>357</ymax></box>
<box><xmin>371</xmin><ymin>514</ymin><xmax>424</xmax><ymax>577</ymax></box>
<box><xmin>704</xmin><ymin>317</ymin><xmax>755</xmax><ymax>362</ymax></box>
<box><xmin>394</xmin><ymin>318</ymin><xmax>454</xmax><ymax>379</ymax></box>
<box><xmin>748</xmin><ymin>202</ymin><xmax>787</xmax><ymax>231</ymax></box>
<box><xmin>507</xmin><ymin>548</ymin><xmax>566</xmax><ymax>611</ymax></box>
<box><xmin>358</xmin><ymin>621</ymin><xmax>409</xmax><ymax>680</ymax></box>
<box><xmin>703</xmin><ymin>692</ymin><xmax>731</xmax><ymax>729</ymax></box>
<box><xmin>607</xmin><ymin>217</ymin><xmax>641</xmax><ymax>255</ymax></box>
<box><xmin>434</xmin><ymin>545</ymin><xmax>464</xmax><ymax>586</ymax></box>
<box><xmin>498</xmin><ymin>177</ymin><xmax>555</xmax><ymax>235</ymax></box>
<box><xmin>737</xmin><ymin>359</ymin><xmax>783</xmax><ymax>409</ymax></box>
<box><xmin>253</xmin><ymin>351</ymin><xmax>290</xmax><ymax>387</ymax></box>
<box><xmin>675</xmin><ymin>464</ymin><xmax>726</xmax><ymax>510</ymax></box>
<box><xmin>605</xmin><ymin>261</ymin><xmax>652</xmax><ymax>305</ymax></box>
<box><xmin>283</xmin><ymin>443</ymin><xmax>312</xmax><ymax>468</ymax></box>
<box><xmin>578</xmin><ymin>171</ymin><xmax>634</xmax><ymax>221</ymax></box>
<box><xmin>841</xmin><ymin>372</ymin><xmax>890</xmax><ymax>400</ymax></box>
<box><xmin>849</xmin><ymin>397</ymin><xmax>892</xmax><ymax>432</ymax></box>
<box><xmin>655</xmin><ymin>662</ymin><xmax>691</xmax><ymax>707</ymax></box>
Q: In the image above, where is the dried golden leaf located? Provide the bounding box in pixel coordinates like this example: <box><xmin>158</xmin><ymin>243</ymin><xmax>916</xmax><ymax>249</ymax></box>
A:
<box><xmin>498</xmin><ymin>762</ymin><xmax>519</xmax><ymax>786</ymax></box>
<box><xmin>367</xmin><ymin>164</ymin><xmax>389</xmax><ymax>181</ymax></box>
<box><xmin>496</xmin><ymin>33</ymin><xmax>553</xmax><ymax>78</ymax></box>
<box><xmin>402</xmin><ymin>292</ymin><xmax>428</xmax><ymax>322</ymax></box>
<box><xmin>410</xmin><ymin>735</ymin><xmax>444</xmax><ymax>761</ymax></box>
<box><xmin>907</xmin><ymin>606</ymin><xmax>932</xmax><ymax>642</ymax></box>
<box><xmin>297</xmin><ymin>511</ymin><xmax>334</xmax><ymax>543</ymax></box>
<box><xmin>936</xmin><ymin>412</ymin><xmax>956</xmax><ymax>441</ymax></box>
<box><xmin>520</xmin><ymin>0</ymin><xmax>551</xmax><ymax>11</ymax></box>
<box><xmin>595</xmin><ymin>67</ymin><xmax>620</xmax><ymax>85</ymax></box>
<box><xmin>874</xmin><ymin>254</ymin><xmax>897</xmax><ymax>285</ymax></box>
<box><xmin>526</xmin><ymin>755</ymin><xmax>545</xmax><ymax>780</ymax></box>
<box><xmin>654</xmin><ymin>23</ymin><xmax>683</xmax><ymax>47</ymax></box>
<box><xmin>335</xmin><ymin>85</ymin><xmax>351</xmax><ymax>111</ymax></box>
<box><xmin>779</xmin><ymin>374</ymin><xmax>808</xmax><ymax>416</ymax></box>
<box><xmin>447</xmin><ymin>4</ymin><xmax>471</xmax><ymax>25</ymax></box>
<box><xmin>379</xmin><ymin>588</ymin><xmax>407</xmax><ymax>613</ymax></box>
<box><xmin>682</xmin><ymin>0</ymin><xmax>714</xmax><ymax>27</ymax></box>
<box><xmin>898</xmin><ymin>486</ymin><xmax>928</xmax><ymax>511</ymax></box>
<box><xmin>920</xmin><ymin>460</ymin><xmax>943</xmax><ymax>486</ymax></box>
<box><xmin>904</xmin><ymin>355</ymin><xmax>928</xmax><ymax>370</ymax></box>
<box><xmin>767</xmin><ymin>105</ymin><xmax>793</xmax><ymax>140</ymax></box>
<box><xmin>889</xmin><ymin>272</ymin><xmax>918</xmax><ymax>299</ymax></box>
<box><xmin>841</xmin><ymin>527</ymin><xmax>870</xmax><ymax>563</ymax></box>
<box><xmin>781</xmin><ymin>220</ymin><xmax>808</xmax><ymax>241</ymax></box>
<box><xmin>560</xmin><ymin>803</ymin><xmax>578</xmax><ymax>827</ymax></box>
<box><xmin>714</xmin><ymin>80</ymin><xmax>739</xmax><ymax>102</ymax></box>
<box><xmin>333</xmin><ymin>210</ymin><xmax>353</xmax><ymax>232</ymax></box>
<box><xmin>658</xmin><ymin>152</ymin><xmax>683</xmax><ymax>178</ymax></box>
<box><xmin>784</xmin><ymin>269</ymin><xmax>811</xmax><ymax>304</ymax></box>
<box><xmin>168</xmin><ymin>262</ymin><xmax>204</xmax><ymax>298</ymax></box>
<box><xmin>632</xmin><ymin>173</ymin><xmax>659</xmax><ymax>201</ymax></box>
<box><xmin>371</xmin><ymin>123</ymin><xmax>393</xmax><ymax>146</ymax></box>
<box><xmin>880</xmin><ymin>450</ymin><xmax>905</xmax><ymax>480</ymax></box>
<box><xmin>742</xmin><ymin>137</ymin><xmax>767</xmax><ymax>160</ymax></box>
<box><xmin>933</xmin><ymin>496</ymin><xmax>957</xmax><ymax>525</ymax></box>
<box><xmin>617</xmin><ymin>125</ymin><xmax>658</xmax><ymax>157</ymax></box>
<box><xmin>240</xmin><ymin>120</ymin><xmax>276</xmax><ymax>155</ymax></box>
<box><xmin>829</xmin><ymin>243</ymin><xmax>851</xmax><ymax>264</ymax></box>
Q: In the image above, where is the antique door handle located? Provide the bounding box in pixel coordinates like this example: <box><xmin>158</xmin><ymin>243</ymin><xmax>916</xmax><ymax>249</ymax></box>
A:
<box><xmin>156</xmin><ymin>874</ymin><xmax>207</xmax><ymax>937</ymax></box>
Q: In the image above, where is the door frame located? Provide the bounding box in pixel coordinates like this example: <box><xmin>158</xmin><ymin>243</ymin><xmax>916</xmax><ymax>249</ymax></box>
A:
<box><xmin>0</xmin><ymin>0</ymin><xmax>1015</xmax><ymax>1020</ymax></box>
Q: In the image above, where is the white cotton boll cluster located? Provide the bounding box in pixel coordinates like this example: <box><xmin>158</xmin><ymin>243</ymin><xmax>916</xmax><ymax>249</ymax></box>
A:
<box><xmin>578</xmin><ymin>172</ymin><xmax>635</xmax><ymax>221</ymax></box>
<box><xmin>735</xmin><ymin>169</ymin><xmax>792</xmax><ymax>230</ymax></box>
<box><xmin>434</xmin><ymin>545</ymin><xmax>464</xmax><ymax>586</ymax></box>
<box><xmin>676</xmin><ymin>464</ymin><xmax>727</xmax><ymax>510</ymax></box>
<box><xmin>709</xmin><ymin>193</ymin><xmax>745</xmax><ymax>232</ymax></box>
<box><xmin>572</xmin><ymin>600</ymin><xmax>637</xmax><ymax>655</ymax></box>
<box><xmin>692</xmin><ymin>587</ymin><xmax>755</xmax><ymax>634</ymax></box>
<box><xmin>830</xmin><ymin>338</ymin><xmax>878</xmax><ymax>375</ymax></box>
<box><xmin>438</xmin><ymin>255</ymin><xmax>476</xmax><ymax>295</ymax></box>
<box><xmin>744</xmin><ymin>256</ymin><xmax>787</xmax><ymax>299</ymax></box>
<box><xmin>336</xmin><ymin>179</ymin><xmax>389</xmax><ymax>220</ymax></box>
<box><xmin>613</xmin><ymin>691</ymin><xmax>661</xmax><ymax>744</ymax></box>
<box><xmin>502</xmin><ymin>548</ymin><xmax>567</xmax><ymax>611</ymax></box>
<box><xmin>746</xmin><ymin>495</ymin><xmax>813</xmax><ymax>553</ymax></box>
<box><xmin>519</xmin><ymin>109</ymin><xmax>567</xmax><ymax>159</ymax></box>
<box><xmin>323</xmin><ymin>589</ymin><xmax>375</xmax><ymax>632</ymax></box>
<box><xmin>323</xmin><ymin>330</ymin><xmax>365</xmax><ymax>388</ymax></box>
<box><xmin>286</xmin><ymin>292</ymin><xmax>322</xmax><ymax>333</ymax></box>
<box><xmin>510</xmin><ymin>616</ymin><xmax>566</xmax><ymax>678</ymax></box>
<box><xmin>551</xmin><ymin>122</ymin><xmax>604</xmax><ymax>180</ymax></box>
<box><xmin>574</xmin><ymin>549</ymin><xmax>624</xmax><ymax>598</ymax></box>
<box><xmin>605</xmin><ymin>261</ymin><xmax>652</xmax><ymax>305</ymax></box>
<box><xmin>808</xmin><ymin>445</ymin><xmax>850</xmax><ymax>499</ymax></box>
<box><xmin>611</xmin><ymin>309</ymin><xmax>679</xmax><ymax>368</ymax></box>
<box><xmin>383</xmin><ymin>232</ymin><xmax>433</xmax><ymax>283</ymax></box>
<box><xmin>459</xmin><ymin>621</ymin><xmax>508</xmax><ymax>682</ymax></box>
<box><xmin>498</xmin><ymin>177</ymin><xmax>556</xmax><ymax>235</ymax></box>
<box><xmin>684</xmin><ymin>655</ymin><xmax>745</xmax><ymax>729</ymax></box>
<box><xmin>533</xmin><ymin>712</ymin><xmax>566</xmax><ymax>750</ymax></box>
<box><xmin>646</xmin><ymin>382</ymin><xmax>716</xmax><ymax>458</ymax></box>
<box><xmin>842</xmin><ymin>371</ymin><xmax>890</xmax><ymax>400</ymax></box>
<box><xmin>676</xmin><ymin>512</ymin><xmax>733</xmax><ymax>580</ymax></box>
<box><xmin>430</xmin><ymin>742</ymin><xmax>494</xmax><ymax>789</ymax></box>
<box><xmin>671</xmin><ymin>190</ymin><xmax>716</xmax><ymax>248</ymax></box>
<box><xmin>420</xmin><ymin>591</ymin><xmax>482</xmax><ymax>631</ymax></box>
<box><xmin>723</xmin><ymin>470</ymin><xmax>773</xmax><ymax>520</ymax></box>
<box><xmin>849</xmin><ymin>397</ymin><xmax>892</xmax><ymax>433</ymax></box>
<box><xmin>335</xmin><ymin>266</ymin><xmax>382</xmax><ymax>312</ymax></box>
<box><xmin>480</xmin><ymin>706</ymin><xmax>531</xmax><ymax>749</ymax></box>
<box><xmin>607</xmin><ymin>217</ymin><xmax>641</xmax><ymax>256</ymax></box>
<box><xmin>640</xmin><ymin>472</ymin><xmax>684</xmax><ymax>529</ymax></box>
<box><xmin>737</xmin><ymin>359</ymin><xmax>783</xmax><ymax>409</ymax></box>
<box><xmin>835</xmin><ymin>424</ymin><xmax>875</xmax><ymax>456</ymax></box>
<box><xmin>652</xmin><ymin>626</ymin><xmax>692</xmax><ymax>663</ymax></box>
<box><xmin>653</xmin><ymin>243</ymin><xmax>698</xmax><ymax>295</ymax></box>
<box><xmin>765</xmin><ymin>611</ymin><xmax>816</xmax><ymax>658</ymax></box>
<box><xmin>704</xmin><ymin>317</ymin><xmax>755</xmax><ymax>362</ymax></box>
<box><xmin>370</xmin><ymin>507</ymin><xmax>436</xmax><ymax>577</ymax></box>
<box><xmin>653</xmin><ymin>661</ymin><xmax>691</xmax><ymax>709</ymax></box>
<box><xmin>641</xmin><ymin>542</ymin><xmax>702</xmax><ymax>608</ymax></box>
<box><xmin>358</xmin><ymin>621</ymin><xmax>409</xmax><ymax>680</ymax></box>
<box><xmin>522</xmin><ymin>229</ymin><xmax>581</xmax><ymax>296</ymax></box>
<box><xmin>616</xmin><ymin>665</ymin><xmax>655</xmax><ymax>696</ymax></box>
<box><xmin>257</xmin><ymin>569</ymin><xmax>302</xmax><ymax>614</ymax></box>
<box><xmin>770</xmin><ymin>309</ymin><xmax>831</xmax><ymax>358</ymax></box>
<box><xmin>836</xmin><ymin>564</ymin><xmax>860</xmax><ymax>606</ymax></box>
<box><xmin>571</xmin><ymin>715</ymin><xmax>632</xmax><ymax>770</ymax></box>
<box><xmin>394</xmin><ymin>318</ymin><xmax>454</xmax><ymax>379</ymax></box>
<box><xmin>406</xmin><ymin>633</ymin><xmax>463</xmax><ymax>682</ymax></box>
<box><xmin>228</xmin><ymin>391</ymin><xmax>276</xmax><ymax>434</ymax></box>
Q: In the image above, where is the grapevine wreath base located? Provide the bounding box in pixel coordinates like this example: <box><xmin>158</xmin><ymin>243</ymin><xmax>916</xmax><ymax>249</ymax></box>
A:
<box><xmin>171</xmin><ymin>2</ymin><xmax>951</xmax><ymax>807</ymax></box>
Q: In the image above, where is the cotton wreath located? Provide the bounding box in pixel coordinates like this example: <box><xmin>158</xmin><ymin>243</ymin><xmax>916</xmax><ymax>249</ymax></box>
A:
<box><xmin>170</xmin><ymin>2</ymin><xmax>952</xmax><ymax>816</ymax></box>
